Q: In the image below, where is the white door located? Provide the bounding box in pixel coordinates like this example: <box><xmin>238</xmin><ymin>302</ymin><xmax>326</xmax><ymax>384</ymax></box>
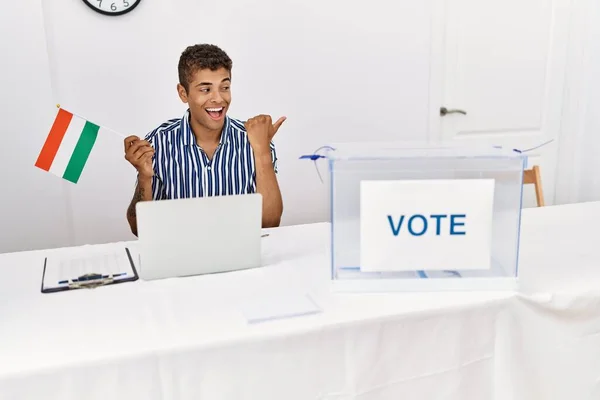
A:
<box><xmin>429</xmin><ymin>0</ymin><xmax>572</xmax><ymax>208</ymax></box>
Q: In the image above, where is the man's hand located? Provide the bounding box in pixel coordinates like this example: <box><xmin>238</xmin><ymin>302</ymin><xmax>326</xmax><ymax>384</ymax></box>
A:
<box><xmin>124</xmin><ymin>135</ymin><xmax>154</xmax><ymax>179</ymax></box>
<box><xmin>245</xmin><ymin>115</ymin><xmax>286</xmax><ymax>155</ymax></box>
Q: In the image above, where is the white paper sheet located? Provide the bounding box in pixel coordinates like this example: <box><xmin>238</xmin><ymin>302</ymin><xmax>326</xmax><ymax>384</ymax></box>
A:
<box><xmin>241</xmin><ymin>293</ymin><xmax>322</xmax><ymax>324</ymax></box>
<box><xmin>42</xmin><ymin>247</ymin><xmax>136</xmax><ymax>291</ymax></box>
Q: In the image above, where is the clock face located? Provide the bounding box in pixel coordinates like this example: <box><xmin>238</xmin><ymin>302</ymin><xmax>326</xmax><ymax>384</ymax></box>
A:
<box><xmin>82</xmin><ymin>0</ymin><xmax>142</xmax><ymax>16</ymax></box>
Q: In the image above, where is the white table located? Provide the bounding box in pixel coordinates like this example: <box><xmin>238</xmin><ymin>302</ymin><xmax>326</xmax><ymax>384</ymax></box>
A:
<box><xmin>1</xmin><ymin>202</ymin><xmax>600</xmax><ymax>400</ymax></box>
<box><xmin>497</xmin><ymin>201</ymin><xmax>600</xmax><ymax>400</ymax></box>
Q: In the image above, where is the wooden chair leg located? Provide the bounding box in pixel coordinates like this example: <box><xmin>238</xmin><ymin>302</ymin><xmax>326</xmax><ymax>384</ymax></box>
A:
<box><xmin>533</xmin><ymin>165</ymin><xmax>545</xmax><ymax>207</ymax></box>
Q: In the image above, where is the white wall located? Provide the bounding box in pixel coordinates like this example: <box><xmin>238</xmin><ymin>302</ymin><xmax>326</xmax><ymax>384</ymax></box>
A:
<box><xmin>1</xmin><ymin>0</ymin><xmax>435</xmax><ymax>252</ymax></box>
<box><xmin>555</xmin><ymin>0</ymin><xmax>600</xmax><ymax>204</ymax></box>
<box><xmin>0</xmin><ymin>0</ymin><xmax>73</xmax><ymax>253</ymax></box>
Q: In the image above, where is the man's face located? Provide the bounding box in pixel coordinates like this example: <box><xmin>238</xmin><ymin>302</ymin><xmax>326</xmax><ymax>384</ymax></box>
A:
<box><xmin>178</xmin><ymin>67</ymin><xmax>231</xmax><ymax>132</ymax></box>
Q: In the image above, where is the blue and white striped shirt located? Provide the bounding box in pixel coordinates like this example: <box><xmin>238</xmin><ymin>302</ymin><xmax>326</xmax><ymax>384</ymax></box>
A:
<box><xmin>143</xmin><ymin>110</ymin><xmax>277</xmax><ymax>200</ymax></box>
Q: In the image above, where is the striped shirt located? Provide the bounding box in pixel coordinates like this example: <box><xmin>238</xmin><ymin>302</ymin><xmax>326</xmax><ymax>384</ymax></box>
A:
<box><xmin>143</xmin><ymin>109</ymin><xmax>277</xmax><ymax>200</ymax></box>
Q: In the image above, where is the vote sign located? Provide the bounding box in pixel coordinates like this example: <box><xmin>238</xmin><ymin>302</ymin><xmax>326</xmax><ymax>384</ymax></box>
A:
<box><xmin>360</xmin><ymin>179</ymin><xmax>495</xmax><ymax>272</ymax></box>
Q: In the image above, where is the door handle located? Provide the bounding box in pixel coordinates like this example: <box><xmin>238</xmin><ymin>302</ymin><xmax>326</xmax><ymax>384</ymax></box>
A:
<box><xmin>440</xmin><ymin>107</ymin><xmax>467</xmax><ymax>116</ymax></box>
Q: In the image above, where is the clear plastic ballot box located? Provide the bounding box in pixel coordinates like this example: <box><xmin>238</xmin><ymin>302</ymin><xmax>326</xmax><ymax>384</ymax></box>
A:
<box><xmin>317</xmin><ymin>142</ymin><xmax>527</xmax><ymax>292</ymax></box>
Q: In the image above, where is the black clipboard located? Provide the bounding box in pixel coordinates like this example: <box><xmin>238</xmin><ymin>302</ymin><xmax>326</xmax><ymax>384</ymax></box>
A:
<box><xmin>40</xmin><ymin>247</ymin><xmax>139</xmax><ymax>294</ymax></box>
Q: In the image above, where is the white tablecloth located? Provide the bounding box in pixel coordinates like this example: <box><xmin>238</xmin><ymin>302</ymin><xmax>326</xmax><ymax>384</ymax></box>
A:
<box><xmin>1</xmin><ymin>202</ymin><xmax>600</xmax><ymax>400</ymax></box>
<box><xmin>498</xmin><ymin>201</ymin><xmax>600</xmax><ymax>400</ymax></box>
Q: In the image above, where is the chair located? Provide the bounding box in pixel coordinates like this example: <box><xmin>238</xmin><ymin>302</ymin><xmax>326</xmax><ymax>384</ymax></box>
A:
<box><xmin>523</xmin><ymin>165</ymin><xmax>545</xmax><ymax>207</ymax></box>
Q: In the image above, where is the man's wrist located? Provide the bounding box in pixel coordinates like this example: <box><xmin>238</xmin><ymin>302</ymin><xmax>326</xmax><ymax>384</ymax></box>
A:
<box><xmin>249</xmin><ymin>138</ymin><xmax>270</xmax><ymax>154</ymax></box>
<box><xmin>254</xmin><ymin>150</ymin><xmax>272</xmax><ymax>165</ymax></box>
<box><xmin>138</xmin><ymin>174</ymin><xmax>153</xmax><ymax>184</ymax></box>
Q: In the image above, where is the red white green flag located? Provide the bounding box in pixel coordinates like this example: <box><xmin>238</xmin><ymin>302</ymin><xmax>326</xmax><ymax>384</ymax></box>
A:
<box><xmin>35</xmin><ymin>108</ymin><xmax>100</xmax><ymax>184</ymax></box>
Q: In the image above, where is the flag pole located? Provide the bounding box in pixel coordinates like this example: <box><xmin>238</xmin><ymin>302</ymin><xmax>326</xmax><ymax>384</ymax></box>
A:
<box><xmin>56</xmin><ymin>104</ymin><xmax>128</xmax><ymax>139</ymax></box>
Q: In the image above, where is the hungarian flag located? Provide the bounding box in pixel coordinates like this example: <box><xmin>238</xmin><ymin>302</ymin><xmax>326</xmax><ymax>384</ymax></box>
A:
<box><xmin>35</xmin><ymin>107</ymin><xmax>100</xmax><ymax>184</ymax></box>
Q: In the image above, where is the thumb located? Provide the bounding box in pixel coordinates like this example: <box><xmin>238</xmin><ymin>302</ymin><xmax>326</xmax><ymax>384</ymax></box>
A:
<box><xmin>272</xmin><ymin>116</ymin><xmax>287</xmax><ymax>135</ymax></box>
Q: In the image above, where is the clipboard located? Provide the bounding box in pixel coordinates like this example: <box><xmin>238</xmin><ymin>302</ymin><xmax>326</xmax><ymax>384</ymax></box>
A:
<box><xmin>40</xmin><ymin>247</ymin><xmax>139</xmax><ymax>294</ymax></box>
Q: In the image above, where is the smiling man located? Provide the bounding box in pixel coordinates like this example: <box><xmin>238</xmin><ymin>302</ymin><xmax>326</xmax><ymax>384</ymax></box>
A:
<box><xmin>124</xmin><ymin>44</ymin><xmax>285</xmax><ymax>236</ymax></box>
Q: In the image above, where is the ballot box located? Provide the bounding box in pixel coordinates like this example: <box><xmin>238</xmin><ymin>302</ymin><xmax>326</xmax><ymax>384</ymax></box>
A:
<box><xmin>323</xmin><ymin>142</ymin><xmax>526</xmax><ymax>292</ymax></box>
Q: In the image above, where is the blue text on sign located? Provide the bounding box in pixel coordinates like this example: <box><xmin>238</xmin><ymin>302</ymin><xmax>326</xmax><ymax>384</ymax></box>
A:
<box><xmin>387</xmin><ymin>214</ymin><xmax>466</xmax><ymax>236</ymax></box>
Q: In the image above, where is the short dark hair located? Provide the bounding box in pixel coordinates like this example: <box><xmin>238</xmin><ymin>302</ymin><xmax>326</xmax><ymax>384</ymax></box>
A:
<box><xmin>178</xmin><ymin>44</ymin><xmax>233</xmax><ymax>91</ymax></box>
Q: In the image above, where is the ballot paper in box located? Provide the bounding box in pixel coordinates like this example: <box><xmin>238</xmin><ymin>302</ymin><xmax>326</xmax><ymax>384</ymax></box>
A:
<box><xmin>313</xmin><ymin>142</ymin><xmax>526</xmax><ymax>292</ymax></box>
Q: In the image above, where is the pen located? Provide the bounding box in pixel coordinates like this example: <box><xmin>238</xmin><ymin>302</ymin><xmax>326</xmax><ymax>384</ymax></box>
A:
<box><xmin>58</xmin><ymin>272</ymin><xmax>126</xmax><ymax>285</ymax></box>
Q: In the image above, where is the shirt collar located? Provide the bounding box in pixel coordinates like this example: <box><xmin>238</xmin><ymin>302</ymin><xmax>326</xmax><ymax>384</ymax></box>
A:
<box><xmin>180</xmin><ymin>109</ymin><xmax>231</xmax><ymax>146</ymax></box>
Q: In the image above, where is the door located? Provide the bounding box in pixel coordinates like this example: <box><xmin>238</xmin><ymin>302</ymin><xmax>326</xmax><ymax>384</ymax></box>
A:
<box><xmin>429</xmin><ymin>0</ymin><xmax>572</xmax><ymax>207</ymax></box>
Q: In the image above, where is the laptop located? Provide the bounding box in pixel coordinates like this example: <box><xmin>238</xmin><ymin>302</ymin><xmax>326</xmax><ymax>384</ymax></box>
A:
<box><xmin>135</xmin><ymin>193</ymin><xmax>262</xmax><ymax>280</ymax></box>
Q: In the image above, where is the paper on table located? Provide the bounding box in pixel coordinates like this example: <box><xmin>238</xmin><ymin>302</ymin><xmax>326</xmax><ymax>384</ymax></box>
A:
<box><xmin>241</xmin><ymin>292</ymin><xmax>322</xmax><ymax>324</ymax></box>
<box><xmin>42</xmin><ymin>247</ymin><xmax>136</xmax><ymax>291</ymax></box>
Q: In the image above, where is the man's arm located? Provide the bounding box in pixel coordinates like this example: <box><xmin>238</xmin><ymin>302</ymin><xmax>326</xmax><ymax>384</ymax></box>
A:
<box><xmin>126</xmin><ymin>176</ymin><xmax>153</xmax><ymax>236</ymax></box>
<box><xmin>124</xmin><ymin>135</ymin><xmax>155</xmax><ymax>236</ymax></box>
<box><xmin>254</xmin><ymin>146</ymin><xmax>283</xmax><ymax>228</ymax></box>
<box><xmin>245</xmin><ymin>114</ymin><xmax>286</xmax><ymax>228</ymax></box>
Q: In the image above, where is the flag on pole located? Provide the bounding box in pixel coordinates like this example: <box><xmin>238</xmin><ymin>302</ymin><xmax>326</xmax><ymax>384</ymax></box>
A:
<box><xmin>35</xmin><ymin>107</ymin><xmax>100</xmax><ymax>184</ymax></box>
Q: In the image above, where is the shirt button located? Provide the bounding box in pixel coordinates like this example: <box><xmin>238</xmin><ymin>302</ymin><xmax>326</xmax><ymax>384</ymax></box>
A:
<box><xmin>207</xmin><ymin>166</ymin><xmax>212</xmax><ymax>171</ymax></box>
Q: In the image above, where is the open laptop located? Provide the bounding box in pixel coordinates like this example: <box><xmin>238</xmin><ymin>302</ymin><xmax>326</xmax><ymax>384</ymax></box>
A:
<box><xmin>135</xmin><ymin>193</ymin><xmax>262</xmax><ymax>280</ymax></box>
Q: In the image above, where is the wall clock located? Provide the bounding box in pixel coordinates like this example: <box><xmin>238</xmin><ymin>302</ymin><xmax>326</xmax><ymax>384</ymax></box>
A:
<box><xmin>82</xmin><ymin>0</ymin><xmax>142</xmax><ymax>16</ymax></box>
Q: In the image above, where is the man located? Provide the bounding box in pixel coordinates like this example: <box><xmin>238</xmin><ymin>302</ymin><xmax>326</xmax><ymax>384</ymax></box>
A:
<box><xmin>124</xmin><ymin>44</ymin><xmax>284</xmax><ymax>236</ymax></box>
